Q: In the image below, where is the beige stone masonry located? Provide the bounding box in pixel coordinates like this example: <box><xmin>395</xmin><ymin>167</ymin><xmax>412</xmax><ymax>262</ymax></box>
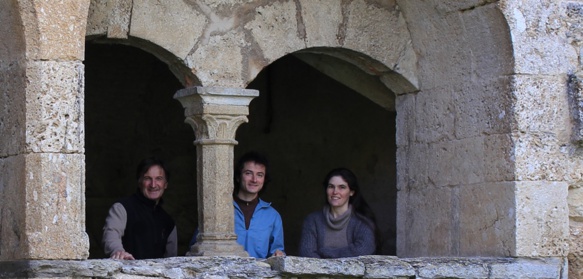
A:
<box><xmin>515</xmin><ymin>181</ymin><xmax>569</xmax><ymax>257</ymax></box>
<box><xmin>174</xmin><ymin>86</ymin><xmax>259</xmax><ymax>257</ymax></box>
<box><xmin>86</xmin><ymin>0</ymin><xmax>417</xmax><ymax>89</ymax></box>
<box><xmin>1</xmin><ymin>154</ymin><xmax>89</xmax><ymax>260</ymax></box>
<box><xmin>25</xmin><ymin>61</ymin><xmax>85</xmax><ymax>153</ymax></box>
<box><xmin>20</xmin><ymin>0</ymin><xmax>89</xmax><ymax>60</ymax></box>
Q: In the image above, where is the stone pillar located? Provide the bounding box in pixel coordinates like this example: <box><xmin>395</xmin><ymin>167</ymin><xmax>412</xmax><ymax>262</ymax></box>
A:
<box><xmin>0</xmin><ymin>1</ymin><xmax>90</xmax><ymax>260</ymax></box>
<box><xmin>174</xmin><ymin>86</ymin><xmax>258</xmax><ymax>257</ymax></box>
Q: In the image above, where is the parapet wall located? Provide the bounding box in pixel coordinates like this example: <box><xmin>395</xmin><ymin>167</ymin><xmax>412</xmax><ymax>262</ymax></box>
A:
<box><xmin>0</xmin><ymin>256</ymin><xmax>567</xmax><ymax>279</ymax></box>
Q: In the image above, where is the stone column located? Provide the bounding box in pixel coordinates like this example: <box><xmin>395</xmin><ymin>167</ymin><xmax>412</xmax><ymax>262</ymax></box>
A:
<box><xmin>174</xmin><ymin>86</ymin><xmax>258</xmax><ymax>257</ymax></box>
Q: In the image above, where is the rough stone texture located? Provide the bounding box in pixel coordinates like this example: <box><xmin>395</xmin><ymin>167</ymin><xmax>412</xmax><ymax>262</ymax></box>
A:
<box><xmin>19</xmin><ymin>0</ymin><xmax>90</xmax><ymax>60</ymax></box>
<box><xmin>515</xmin><ymin>181</ymin><xmax>569</xmax><ymax>257</ymax></box>
<box><xmin>0</xmin><ymin>256</ymin><xmax>566</xmax><ymax>279</ymax></box>
<box><xmin>86</xmin><ymin>0</ymin><xmax>109</xmax><ymax>36</ymax></box>
<box><xmin>569</xmin><ymin>222</ymin><xmax>583</xmax><ymax>279</ymax></box>
<box><xmin>455</xmin><ymin>76</ymin><xmax>514</xmax><ymax>139</ymax></box>
<box><xmin>86</xmin><ymin>1</ymin><xmax>417</xmax><ymax>89</ymax></box>
<box><xmin>397</xmin><ymin>186</ymin><xmax>454</xmax><ymax>257</ymax></box>
<box><xmin>185</xmin><ymin>32</ymin><xmax>246</xmax><ymax>88</ymax></box>
<box><xmin>245</xmin><ymin>1</ymin><xmax>305</xmax><ymax>63</ymax></box>
<box><xmin>299</xmin><ymin>0</ymin><xmax>343</xmax><ymax>47</ymax></box>
<box><xmin>502</xmin><ymin>0</ymin><xmax>578</xmax><ymax>75</ymax></box>
<box><xmin>1</xmin><ymin>154</ymin><xmax>89</xmax><ymax>260</ymax></box>
<box><xmin>23</xmin><ymin>153</ymin><xmax>89</xmax><ymax>259</ymax></box>
<box><xmin>0</xmin><ymin>155</ymin><xmax>26</xmax><ymax>260</ymax></box>
<box><xmin>513</xmin><ymin>75</ymin><xmax>571</xmax><ymax>138</ymax></box>
<box><xmin>459</xmin><ymin>182</ymin><xmax>516</xmax><ymax>256</ymax></box>
<box><xmin>0</xmin><ymin>63</ymin><xmax>27</xmax><ymax>157</ymax></box>
<box><xmin>342</xmin><ymin>1</ymin><xmax>412</xmax><ymax>76</ymax></box>
<box><xmin>130</xmin><ymin>0</ymin><xmax>205</xmax><ymax>59</ymax></box>
<box><xmin>0</xmin><ymin>0</ymin><xmax>26</xmax><ymax>61</ymax></box>
<box><xmin>25</xmin><ymin>61</ymin><xmax>85</xmax><ymax>153</ymax></box>
<box><xmin>570</xmin><ymin>186</ymin><xmax>583</xmax><ymax>221</ymax></box>
<box><xmin>0</xmin><ymin>1</ymin><xmax>27</xmax><ymax>158</ymax></box>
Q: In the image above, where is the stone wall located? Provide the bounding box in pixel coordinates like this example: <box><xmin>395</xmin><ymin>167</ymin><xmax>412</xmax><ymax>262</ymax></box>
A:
<box><xmin>2</xmin><ymin>0</ymin><xmax>581</xmax><ymax>276</ymax></box>
<box><xmin>83</xmin><ymin>43</ymin><xmax>397</xmax><ymax>257</ymax></box>
<box><xmin>0</xmin><ymin>0</ymin><xmax>91</xmax><ymax>260</ymax></box>
<box><xmin>0</xmin><ymin>256</ymin><xmax>567</xmax><ymax>278</ymax></box>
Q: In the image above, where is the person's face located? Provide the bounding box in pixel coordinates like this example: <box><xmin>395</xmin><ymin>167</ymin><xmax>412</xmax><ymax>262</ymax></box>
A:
<box><xmin>326</xmin><ymin>176</ymin><xmax>355</xmax><ymax>210</ymax></box>
<box><xmin>139</xmin><ymin>165</ymin><xmax>168</xmax><ymax>203</ymax></box>
<box><xmin>238</xmin><ymin>161</ymin><xmax>266</xmax><ymax>198</ymax></box>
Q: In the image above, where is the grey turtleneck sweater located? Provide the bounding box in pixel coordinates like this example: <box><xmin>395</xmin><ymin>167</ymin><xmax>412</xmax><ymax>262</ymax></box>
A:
<box><xmin>298</xmin><ymin>205</ymin><xmax>376</xmax><ymax>258</ymax></box>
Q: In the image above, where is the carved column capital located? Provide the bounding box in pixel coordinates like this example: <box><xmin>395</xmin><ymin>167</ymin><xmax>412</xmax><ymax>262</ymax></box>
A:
<box><xmin>174</xmin><ymin>86</ymin><xmax>259</xmax><ymax>144</ymax></box>
<box><xmin>174</xmin><ymin>86</ymin><xmax>258</xmax><ymax>257</ymax></box>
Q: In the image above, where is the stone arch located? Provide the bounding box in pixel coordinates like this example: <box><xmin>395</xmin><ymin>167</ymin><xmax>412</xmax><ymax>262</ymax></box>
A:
<box><xmin>84</xmin><ymin>0</ymin><xmax>570</xmax><ymax>261</ymax></box>
<box><xmin>86</xmin><ymin>36</ymin><xmax>201</xmax><ymax>88</ymax></box>
<box><xmin>0</xmin><ymin>0</ymin><xmax>570</xmax><ymax>267</ymax></box>
<box><xmin>236</xmin><ymin>50</ymin><xmax>401</xmax><ymax>255</ymax></box>
<box><xmin>83</xmin><ymin>39</ymin><xmax>200</xmax><ymax>258</ymax></box>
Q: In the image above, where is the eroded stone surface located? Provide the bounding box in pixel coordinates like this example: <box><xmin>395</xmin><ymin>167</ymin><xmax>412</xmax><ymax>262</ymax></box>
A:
<box><xmin>0</xmin><ymin>256</ymin><xmax>565</xmax><ymax>279</ymax></box>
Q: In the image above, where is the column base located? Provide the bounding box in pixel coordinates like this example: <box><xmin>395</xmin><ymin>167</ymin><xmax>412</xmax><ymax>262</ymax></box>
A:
<box><xmin>187</xmin><ymin>240</ymin><xmax>249</xmax><ymax>257</ymax></box>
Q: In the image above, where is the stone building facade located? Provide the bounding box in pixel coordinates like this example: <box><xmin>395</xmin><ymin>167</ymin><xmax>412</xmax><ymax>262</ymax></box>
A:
<box><xmin>1</xmin><ymin>0</ymin><xmax>582</xmax><ymax>278</ymax></box>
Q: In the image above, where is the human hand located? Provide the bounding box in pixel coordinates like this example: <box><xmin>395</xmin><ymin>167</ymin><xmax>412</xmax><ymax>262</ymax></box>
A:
<box><xmin>110</xmin><ymin>250</ymin><xmax>135</xmax><ymax>260</ymax></box>
<box><xmin>272</xmin><ymin>249</ymin><xmax>285</xmax><ymax>257</ymax></box>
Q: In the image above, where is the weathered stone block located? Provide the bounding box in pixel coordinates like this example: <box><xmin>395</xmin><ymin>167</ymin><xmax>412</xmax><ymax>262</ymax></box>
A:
<box><xmin>513</xmin><ymin>131</ymin><xmax>569</xmax><ymax>181</ymax></box>
<box><xmin>0</xmin><ymin>155</ymin><xmax>26</xmax><ymax>260</ymax></box>
<box><xmin>407</xmin><ymin>257</ymin><xmax>490</xmax><ymax>278</ymax></box>
<box><xmin>483</xmin><ymin>133</ymin><xmax>516</xmax><ymax>182</ymax></box>
<box><xmin>459</xmin><ymin>3</ymin><xmax>514</xmax><ymax>79</ymax></box>
<box><xmin>21</xmin><ymin>0</ymin><xmax>89</xmax><ymax>60</ymax></box>
<box><xmin>397</xmin><ymin>186</ymin><xmax>454</xmax><ymax>257</ymax></box>
<box><xmin>245</xmin><ymin>1</ymin><xmax>305</xmax><ymax>63</ymax></box>
<box><xmin>359</xmin><ymin>255</ymin><xmax>415</xmax><ymax>278</ymax></box>
<box><xmin>131</xmin><ymin>0</ymin><xmax>204</xmax><ymax>59</ymax></box>
<box><xmin>459</xmin><ymin>182</ymin><xmax>516</xmax><ymax>256</ymax></box>
<box><xmin>454</xmin><ymin>77</ymin><xmax>513</xmax><ymax>139</ymax></box>
<box><xmin>414</xmin><ymin>89</ymin><xmax>455</xmax><ymax>143</ymax></box>
<box><xmin>0</xmin><ymin>64</ymin><xmax>27</xmax><ymax>157</ymax></box>
<box><xmin>489</xmin><ymin>257</ymin><xmax>566</xmax><ymax>278</ymax></box>
<box><xmin>395</xmin><ymin>93</ymin><xmax>415</xmax><ymax>148</ymax></box>
<box><xmin>343</xmin><ymin>1</ymin><xmax>412</xmax><ymax>75</ymax></box>
<box><xmin>502</xmin><ymin>1</ymin><xmax>578</xmax><ymax>75</ymax></box>
<box><xmin>397</xmin><ymin>1</ymin><xmax>472</xmax><ymax>91</ymax></box>
<box><xmin>569</xmin><ymin>186</ymin><xmax>583</xmax><ymax>220</ymax></box>
<box><xmin>23</xmin><ymin>153</ymin><xmax>89</xmax><ymax>259</ymax></box>
<box><xmin>569</xmin><ymin>221</ymin><xmax>583</xmax><ymax>279</ymax></box>
<box><xmin>186</xmin><ymin>31</ymin><xmax>246</xmax><ymax>88</ymax></box>
<box><xmin>300</xmin><ymin>0</ymin><xmax>343</xmax><ymax>47</ymax></box>
<box><xmin>0</xmin><ymin>1</ymin><xmax>26</xmax><ymax>61</ymax></box>
<box><xmin>25</xmin><ymin>61</ymin><xmax>84</xmax><ymax>153</ymax></box>
<box><xmin>267</xmin><ymin>256</ymin><xmax>365</xmax><ymax>277</ymax></box>
<box><xmin>401</xmin><ymin>142</ymin><xmax>429</xmax><ymax>191</ymax></box>
<box><xmin>512</xmin><ymin>74</ymin><xmax>571</xmax><ymax>138</ymax></box>
<box><xmin>86</xmin><ymin>0</ymin><xmax>108</xmax><ymax>36</ymax></box>
<box><xmin>515</xmin><ymin>181</ymin><xmax>569</xmax><ymax>257</ymax></box>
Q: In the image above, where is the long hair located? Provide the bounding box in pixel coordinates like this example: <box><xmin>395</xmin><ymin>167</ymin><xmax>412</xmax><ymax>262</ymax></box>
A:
<box><xmin>233</xmin><ymin>151</ymin><xmax>271</xmax><ymax>196</ymax></box>
<box><xmin>322</xmin><ymin>168</ymin><xmax>380</xmax><ymax>252</ymax></box>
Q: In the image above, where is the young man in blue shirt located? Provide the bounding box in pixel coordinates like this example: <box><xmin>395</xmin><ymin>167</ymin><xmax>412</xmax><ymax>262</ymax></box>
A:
<box><xmin>232</xmin><ymin>151</ymin><xmax>285</xmax><ymax>258</ymax></box>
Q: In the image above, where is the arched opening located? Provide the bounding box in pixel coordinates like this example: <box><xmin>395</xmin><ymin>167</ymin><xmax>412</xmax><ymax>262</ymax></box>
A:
<box><xmin>84</xmin><ymin>42</ymin><xmax>197</xmax><ymax>258</ymax></box>
<box><xmin>237</xmin><ymin>53</ymin><xmax>397</xmax><ymax>255</ymax></box>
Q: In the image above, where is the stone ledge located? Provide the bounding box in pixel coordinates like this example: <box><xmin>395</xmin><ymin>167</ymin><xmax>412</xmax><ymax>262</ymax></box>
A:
<box><xmin>0</xmin><ymin>256</ymin><xmax>566</xmax><ymax>278</ymax></box>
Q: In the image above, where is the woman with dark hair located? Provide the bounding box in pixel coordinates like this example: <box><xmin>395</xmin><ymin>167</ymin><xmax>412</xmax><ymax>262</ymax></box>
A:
<box><xmin>298</xmin><ymin>168</ymin><xmax>377</xmax><ymax>258</ymax></box>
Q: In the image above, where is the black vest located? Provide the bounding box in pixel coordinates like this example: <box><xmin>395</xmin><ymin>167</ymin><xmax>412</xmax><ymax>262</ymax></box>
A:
<box><xmin>119</xmin><ymin>192</ymin><xmax>175</xmax><ymax>259</ymax></box>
